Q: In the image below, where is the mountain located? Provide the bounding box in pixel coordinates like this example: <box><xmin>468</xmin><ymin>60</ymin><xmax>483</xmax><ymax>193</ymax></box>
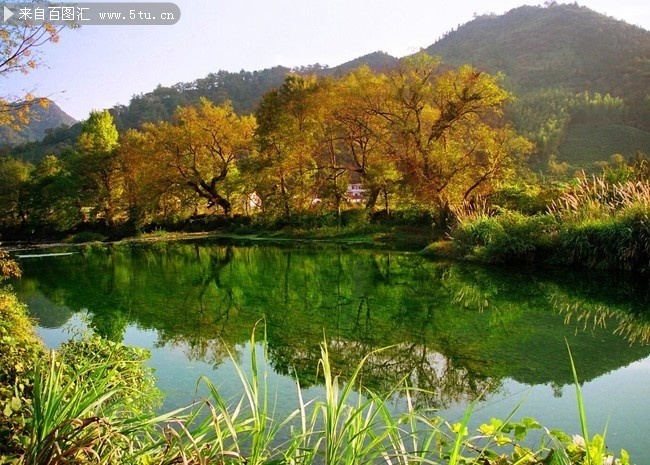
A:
<box><xmin>0</xmin><ymin>100</ymin><xmax>77</xmax><ymax>146</ymax></box>
<box><xmin>325</xmin><ymin>51</ymin><xmax>400</xmax><ymax>76</ymax></box>
<box><xmin>424</xmin><ymin>3</ymin><xmax>650</xmax><ymax>169</ymax></box>
<box><xmin>425</xmin><ymin>3</ymin><xmax>650</xmax><ymax>101</ymax></box>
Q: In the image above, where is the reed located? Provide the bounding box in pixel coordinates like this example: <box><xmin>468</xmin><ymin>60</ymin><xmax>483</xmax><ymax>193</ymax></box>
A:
<box><xmin>449</xmin><ymin>175</ymin><xmax>650</xmax><ymax>271</ymax></box>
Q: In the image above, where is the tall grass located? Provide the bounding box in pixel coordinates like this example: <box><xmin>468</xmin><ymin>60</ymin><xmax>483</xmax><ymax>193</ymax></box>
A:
<box><xmin>565</xmin><ymin>340</ymin><xmax>630</xmax><ymax>465</ymax></box>
<box><xmin>549</xmin><ymin>176</ymin><xmax>650</xmax><ymax>220</ymax></box>
<box><xmin>549</xmin><ymin>176</ymin><xmax>650</xmax><ymax>271</ymax></box>
<box><xmin>449</xmin><ymin>175</ymin><xmax>650</xmax><ymax>271</ymax></box>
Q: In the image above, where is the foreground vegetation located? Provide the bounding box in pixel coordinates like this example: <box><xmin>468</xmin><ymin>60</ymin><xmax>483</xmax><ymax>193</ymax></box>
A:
<box><xmin>0</xmin><ymin>252</ymin><xmax>635</xmax><ymax>464</ymax></box>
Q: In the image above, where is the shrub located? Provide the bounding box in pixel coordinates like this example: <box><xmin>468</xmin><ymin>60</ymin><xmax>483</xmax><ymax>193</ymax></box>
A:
<box><xmin>555</xmin><ymin>208</ymin><xmax>650</xmax><ymax>271</ymax></box>
<box><xmin>0</xmin><ymin>288</ymin><xmax>44</xmax><ymax>457</ymax></box>
<box><xmin>452</xmin><ymin>211</ymin><xmax>558</xmax><ymax>264</ymax></box>
<box><xmin>20</xmin><ymin>336</ymin><xmax>161</xmax><ymax>464</ymax></box>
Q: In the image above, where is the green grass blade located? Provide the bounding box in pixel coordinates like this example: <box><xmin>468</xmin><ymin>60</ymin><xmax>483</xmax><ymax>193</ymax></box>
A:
<box><xmin>566</xmin><ymin>339</ymin><xmax>591</xmax><ymax>465</ymax></box>
<box><xmin>448</xmin><ymin>398</ymin><xmax>476</xmax><ymax>465</ymax></box>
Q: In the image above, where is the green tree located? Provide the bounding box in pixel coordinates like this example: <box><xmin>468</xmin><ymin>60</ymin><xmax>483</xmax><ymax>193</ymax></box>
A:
<box><xmin>74</xmin><ymin>110</ymin><xmax>121</xmax><ymax>226</ymax></box>
<box><xmin>27</xmin><ymin>154</ymin><xmax>80</xmax><ymax>231</ymax></box>
<box><xmin>0</xmin><ymin>157</ymin><xmax>32</xmax><ymax>230</ymax></box>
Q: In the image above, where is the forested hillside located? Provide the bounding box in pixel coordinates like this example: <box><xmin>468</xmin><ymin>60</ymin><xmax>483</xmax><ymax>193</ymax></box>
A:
<box><xmin>426</xmin><ymin>3</ymin><xmax>650</xmax><ymax>169</ymax></box>
<box><xmin>5</xmin><ymin>4</ymin><xmax>648</xmax><ymax>172</ymax></box>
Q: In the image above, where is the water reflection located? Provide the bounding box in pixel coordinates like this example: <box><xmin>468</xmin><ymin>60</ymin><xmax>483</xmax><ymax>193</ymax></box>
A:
<box><xmin>11</xmin><ymin>240</ymin><xmax>650</xmax><ymax>410</ymax></box>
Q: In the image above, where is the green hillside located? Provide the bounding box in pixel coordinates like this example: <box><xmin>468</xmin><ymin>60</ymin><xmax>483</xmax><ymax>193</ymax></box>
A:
<box><xmin>5</xmin><ymin>3</ymin><xmax>649</xmax><ymax>172</ymax></box>
<box><xmin>558</xmin><ymin>124</ymin><xmax>650</xmax><ymax>171</ymax></box>
<box><xmin>425</xmin><ymin>3</ymin><xmax>650</xmax><ymax>170</ymax></box>
<box><xmin>426</xmin><ymin>4</ymin><xmax>650</xmax><ymax>101</ymax></box>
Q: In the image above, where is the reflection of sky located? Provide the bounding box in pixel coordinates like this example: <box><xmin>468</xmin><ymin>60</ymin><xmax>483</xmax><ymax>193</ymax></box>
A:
<box><xmin>36</xmin><ymin>313</ymin><xmax>89</xmax><ymax>349</ymax></box>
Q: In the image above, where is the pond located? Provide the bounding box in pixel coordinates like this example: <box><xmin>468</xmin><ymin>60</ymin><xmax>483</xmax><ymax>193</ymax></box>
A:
<box><xmin>9</xmin><ymin>239</ymin><xmax>650</xmax><ymax>462</ymax></box>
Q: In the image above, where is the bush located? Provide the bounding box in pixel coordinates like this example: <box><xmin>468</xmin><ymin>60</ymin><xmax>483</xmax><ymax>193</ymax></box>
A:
<box><xmin>452</xmin><ymin>211</ymin><xmax>558</xmax><ymax>264</ymax></box>
<box><xmin>0</xmin><ymin>288</ymin><xmax>44</xmax><ymax>457</ymax></box>
<box><xmin>555</xmin><ymin>208</ymin><xmax>650</xmax><ymax>271</ymax></box>
<box><xmin>68</xmin><ymin>231</ymin><xmax>108</xmax><ymax>244</ymax></box>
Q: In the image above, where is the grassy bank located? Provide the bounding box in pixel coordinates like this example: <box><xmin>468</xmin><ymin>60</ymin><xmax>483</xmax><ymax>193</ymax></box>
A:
<box><xmin>3</xmin><ymin>219</ymin><xmax>439</xmax><ymax>255</ymax></box>
<box><xmin>426</xmin><ymin>177</ymin><xmax>650</xmax><ymax>273</ymax></box>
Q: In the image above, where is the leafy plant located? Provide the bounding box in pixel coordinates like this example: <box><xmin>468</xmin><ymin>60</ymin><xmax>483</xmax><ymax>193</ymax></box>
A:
<box><xmin>20</xmin><ymin>336</ymin><xmax>162</xmax><ymax>464</ymax></box>
<box><xmin>0</xmin><ymin>288</ymin><xmax>43</xmax><ymax>458</ymax></box>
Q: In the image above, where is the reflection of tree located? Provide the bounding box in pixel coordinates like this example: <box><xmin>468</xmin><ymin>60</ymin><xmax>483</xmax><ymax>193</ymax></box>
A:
<box><xmin>12</xmin><ymin>241</ymin><xmax>650</xmax><ymax>408</ymax></box>
<box><xmin>155</xmin><ymin>245</ymin><xmax>242</xmax><ymax>366</ymax></box>
<box><xmin>551</xmin><ymin>294</ymin><xmax>650</xmax><ymax>346</ymax></box>
<box><xmin>90</xmin><ymin>309</ymin><xmax>128</xmax><ymax>342</ymax></box>
<box><xmin>340</xmin><ymin>341</ymin><xmax>500</xmax><ymax>409</ymax></box>
<box><xmin>20</xmin><ymin>288</ymin><xmax>74</xmax><ymax>329</ymax></box>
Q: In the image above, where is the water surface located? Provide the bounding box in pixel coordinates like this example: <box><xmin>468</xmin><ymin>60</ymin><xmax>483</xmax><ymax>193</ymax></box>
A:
<box><xmin>10</xmin><ymin>239</ymin><xmax>650</xmax><ymax>461</ymax></box>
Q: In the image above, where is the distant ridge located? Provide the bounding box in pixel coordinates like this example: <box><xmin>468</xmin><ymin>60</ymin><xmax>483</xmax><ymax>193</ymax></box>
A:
<box><xmin>325</xmin><ymin>51</ymin><xmax>400</xmax><ymax>76</ymax></box>
<box><xmin>425</xmin><ymin>4</ymin><xmax>650</xmax><ymax>100</ymax></box>
<box><xmin>0</xmin><ymin>100</ymin><xmax>77</xmax><ymax>146</ymax></box>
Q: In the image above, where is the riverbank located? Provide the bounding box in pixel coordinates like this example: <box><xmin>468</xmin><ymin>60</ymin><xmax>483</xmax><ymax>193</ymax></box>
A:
<box><xmin>1</xmin><ymin>223</ymin><xmax>440</xmax><ymax>254</ymax></box>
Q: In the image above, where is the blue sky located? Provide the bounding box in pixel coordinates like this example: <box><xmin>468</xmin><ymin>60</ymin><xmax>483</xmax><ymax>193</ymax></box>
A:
<box><xmin>4</xmin><ymin>0</ymin><xmax>650</xmax><ymax>121</ymax></box>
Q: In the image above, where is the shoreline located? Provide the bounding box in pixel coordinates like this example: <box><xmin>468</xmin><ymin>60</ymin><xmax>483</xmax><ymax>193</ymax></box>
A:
<box><xmin>0</xmin><ymin>226</ymin><xmax>438</xmax><ymax>253</ymax></box>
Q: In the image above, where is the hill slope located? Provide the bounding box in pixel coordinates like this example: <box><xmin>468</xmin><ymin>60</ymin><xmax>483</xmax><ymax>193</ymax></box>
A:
<box><xmin>0</xmin><ymin>100</ymin><xmax>77</xmax><ymax>146</ymax></box>
<box><xmin>426</xmin><ymin>4</ymin><xmax>650</xmax><ymax>101</ymax></box>
<box><xmin>424</xmin><ymin>3</ymin><xmax>650</xmax><ymax>169</ymax></box>
<box><xmin>7</xmin><ymin>3</ymin><xmax>650</xmax><ymax>170</ymax></box>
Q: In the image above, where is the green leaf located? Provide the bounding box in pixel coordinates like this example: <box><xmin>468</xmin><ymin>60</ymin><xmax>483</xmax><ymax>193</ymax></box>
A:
<box><xmin>514</xmin><ymin>424</ymin><xmax>528</xmax><ymax>441</ymax></box>
<box><xmin>495</xmin><ymin>434</ymin><xmax>512</xmax><ymax>446</ymax></box>
<box><xmin>522</xmin><ymin>417</ymin><xmax>542</xmax><ymax>429</ymax></box>
<box><xmin>620</xmin><ymin>449</ymin><xmax>630</xmax><ymax>465</ymax></box>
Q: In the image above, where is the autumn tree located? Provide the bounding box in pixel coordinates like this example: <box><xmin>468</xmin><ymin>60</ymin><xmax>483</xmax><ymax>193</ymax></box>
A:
<box><xmin>251</xmin><ymin>75</ymin><xmax>322</xmax><ymax>218</ymax></box>
<box><xmin>379</xmin><ymin>53</ymin><xmax>532</xmax><ymax>217</ymax></box>
<box><xmin>329</xmin><ymin>67</ymin><xmax>400</xmax><ymax>212</ymax></box>
<box><xmin>117</xmin><ymin>128</ymin><xmax>165</xmax><ymax>232</ymax></box>
<box><xmin>149</xmin><ymin>99</ymin><xmax>255</xmax><ymax>216</ymax></box>
<box><xmin>1</xmin><ymin>10</ymin><xmax>61</xmax><ymax>127</ymax></box>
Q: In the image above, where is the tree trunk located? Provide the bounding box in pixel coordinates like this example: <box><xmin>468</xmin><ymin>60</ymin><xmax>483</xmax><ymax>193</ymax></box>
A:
<box><xmin>364</xmin><ymin>188</ymin><xmax>380</xmax><ymax>211</ymax></box>
<box><xmin>208</xmin><ymin>195</ymin><xmax>231</xmax><ymax>217</ymax></box>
